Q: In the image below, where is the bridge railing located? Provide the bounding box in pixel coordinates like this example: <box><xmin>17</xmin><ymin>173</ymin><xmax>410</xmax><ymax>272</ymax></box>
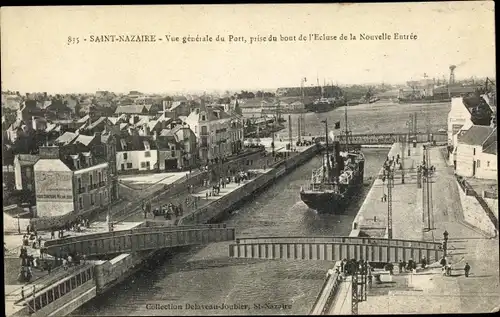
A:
<box><xmin>310</xmin><ymin>262</ymin><xmax>343</xmax><ymax>315</ymax></box>
<box><xmin>235</xmin><ymin>236</ymin><xmax>441</xmax><ymax>250</ymax></box>
<box><xmin>19</xmin><ymin>263</ymin><xmax>95</xmax><ymax>314</ymax></box>
<box><xmin>46</xmin><ymin>226</ymin><xmax>236</xmax><ymax>257</ymax></box>
<box><xmin>332</xmin><ymin>132</ymin><xmax>447</xmax><ymax>145</ymax></box>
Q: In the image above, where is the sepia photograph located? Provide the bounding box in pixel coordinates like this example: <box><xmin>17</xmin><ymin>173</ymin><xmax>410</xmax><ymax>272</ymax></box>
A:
<box><xmin>1</xmin><ymin>2</ymin><xmax>498</xmax><ymax>316</ymax></box>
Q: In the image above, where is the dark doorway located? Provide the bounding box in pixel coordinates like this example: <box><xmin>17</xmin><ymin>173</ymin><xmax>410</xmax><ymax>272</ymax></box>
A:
<box><xmin>164</xmin><ymin>159</ymin><xmax>178</xmax><ymax>171</ymax></box>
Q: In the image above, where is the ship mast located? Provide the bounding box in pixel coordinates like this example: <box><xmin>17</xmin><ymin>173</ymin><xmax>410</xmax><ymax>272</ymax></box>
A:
<box><xmin>322</xmin><ymin>119</ymin><xmax>330</xmax><ymax>183</ymax></box>
<box><xmin>344</xmin><ymin>104</ymin><xmax>349</xmax><ymax>151</ymax></box>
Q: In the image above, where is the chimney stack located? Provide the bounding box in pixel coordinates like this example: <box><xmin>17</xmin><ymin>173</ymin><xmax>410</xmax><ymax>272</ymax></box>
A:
<box><xmin>94</xmin><ymin>132</ymin><xmax>102</xmax><ymax>144</ymax></box>
<box><xmin>39</xmin><ymin>145</ymin><xmax>61</xmax><ymax>159</ymax></box>
<box><xmin>70</xmin><ymin>154</ymin><xmax>80</xmax><ymax>169</ymax></box>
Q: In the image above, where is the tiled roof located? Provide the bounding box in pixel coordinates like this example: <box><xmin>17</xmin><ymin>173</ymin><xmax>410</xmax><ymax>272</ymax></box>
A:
<box><xmin>483</xmin><ymin>141</ymin><xmax>497</xmax><ymax>155</ymax></box>
<box><xmin>86</xmin><ymin>117</ymin><xmax>108</xmax><ymax>130</ymax></box>
<box><xmin>77</xmin><ymin>115</ymin><xmax>90</xmax><ymax>123</ymax></box>
<box><xmin>55</xmin><ymin>132</ymin><xmax>78</xmax><ymax>145</ymax></box>
<box><xmin>160</xmin><ymin>129</ymin><xmax>173</xmax><ymax>137</ymax></box>
<box><xmin>458</xmin><ymin>125</ymin><xmax>495</xmax><ymax>146</ymax></box>
<box><xmin>108</xmin><ymin>116</ymin><xmax>121</xmax><ymax>125</ymax></box>
<box><xmin>115</xmin><ymin>104</ymin><xmax>147</xmax><ymax>114</ymax></box>
<box><xmin>73</xmin><ymin>134</ymin><xmax>95</xmax><ymax>146</ymax></box>
<box><xmin>116</xmin><ymin>135</ymin><xmax>157</xmax><ymax>152</ymax></box>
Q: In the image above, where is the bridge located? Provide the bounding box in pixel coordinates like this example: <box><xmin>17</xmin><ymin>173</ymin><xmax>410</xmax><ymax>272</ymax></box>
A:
<box><xmin>297</xmin><ymin>132</ymin><xmax>447</xmax><ymax>145</ymax></box>
<box><xmin>44</xmin><ymin>223</ymin><xmax>235</xmax><ymax>258</ymax></box>
<box><xmin>229</xmin><ymin>236</ymin><xmax>442</xmax><ymax>263</ymax></box>
<box><xmin>229</xmin><ymin>236</ymin><xmax>443</xmax><ymax>315</ymax></box>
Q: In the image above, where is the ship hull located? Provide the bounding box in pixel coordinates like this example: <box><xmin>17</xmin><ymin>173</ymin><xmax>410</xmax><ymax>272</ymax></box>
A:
<box><xmin>300</xmin><ymin>191</ymin><xmax>347</xmax><ymax>213</ymax></box>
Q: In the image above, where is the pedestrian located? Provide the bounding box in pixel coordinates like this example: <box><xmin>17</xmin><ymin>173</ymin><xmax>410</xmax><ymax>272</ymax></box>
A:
<box><xmin>21</xmin><ymin>287</ymin><xmax>24</xmax><ymax>299</ymax></box>
<box><xmin>398</xmin><ymin>260</ymin><xmax>404</xmax><ymax>273</ymax></box>
<box><xmin>464</xmin><ymin>262</ymin><xmax>471</xmax><ymax>277</ymax></box>
<box><xmin>51</xmin><ymin>230</ymin><xmax>55</xmax><ymax>240</ymax></box>
<box><xmin>440</xmin><ymin>257</ymin><xmax>447</xmax><ymax>268</ymax></box>
<box><xmin>421</xmin><ymin>256</ymin><xmax>427</xmax><ymax>269</ymax></box>
<box><xmin>47</xmin><ymin>263</ymin><xmax>52</xmax><ymax>274</ymax></box>
<box><xmin>206</xmin><ymin>192</ymin><xmax>209</xmax><ymax>200</ymax></box>
<box><xmin>443</xmin><ymin>230</ymin><xmax>449</xmax><ymax>242</ymax></box>
<box><xmin>446</xmin><ymin>264</ymin><xmax>452</xmax><ymax>276</ymax></box>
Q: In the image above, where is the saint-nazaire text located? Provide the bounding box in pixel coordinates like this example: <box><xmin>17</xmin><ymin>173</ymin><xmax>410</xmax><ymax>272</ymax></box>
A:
<box><xmin>89</xmin><ymin>35</ymin><xmax>157</xmax><ymax>42</ymax></box>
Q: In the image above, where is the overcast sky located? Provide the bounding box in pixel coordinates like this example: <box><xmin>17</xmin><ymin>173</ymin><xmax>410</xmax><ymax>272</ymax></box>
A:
<box><xmin>1</xmin><ymin>2</ymin><xmax>496</xmax><ymax>94</ymax></box>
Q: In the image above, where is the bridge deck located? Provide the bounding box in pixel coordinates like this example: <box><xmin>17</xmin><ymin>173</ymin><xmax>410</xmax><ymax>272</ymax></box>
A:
<box><xmin>45</xmin><ymin>224</ymin><xmax>235</xmax><ymax>257</ymax></box>
<box><xmin>229</xmin><ymin>236</ymin><xmax>442</xmax><ymax>263</ymax></box>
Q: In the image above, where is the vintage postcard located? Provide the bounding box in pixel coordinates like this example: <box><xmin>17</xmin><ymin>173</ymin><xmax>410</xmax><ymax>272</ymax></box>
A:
<box><xmin>1</xmin><ymin>2</ymin><xmax>498</xmax><ymax>316</ymax></box>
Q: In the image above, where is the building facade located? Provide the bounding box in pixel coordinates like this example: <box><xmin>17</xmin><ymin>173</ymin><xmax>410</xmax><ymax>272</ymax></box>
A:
<box><xmin>185</xmin><ymin>101</ymin><xmax>244</xmax><ymax>163</ymax></box>
<box><xmin>115</xmin><ymin>135</ymin><xmax>158</xmax><ymax>172</ymax></box>
<box><xmin>34</xmin><ymin>146</ymin><xmax>111</xmax><ymax>218</ymax></box>
<box><xmin>13</xmin><ymin>154</ymin><xmax>39</xmax><ymax>205</ymax></box>
<box><xmin>455</xmin><ymin>125</ymin><xmax>497</xmax><ymax>180</ymax></box>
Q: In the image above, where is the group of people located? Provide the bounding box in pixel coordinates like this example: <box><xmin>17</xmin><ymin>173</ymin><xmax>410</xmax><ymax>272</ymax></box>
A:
<box><xmin>397</xmin><ymin>258</ymin><xmax>419</xmax><ymax>274</ymax></box>
<box><xmin>62</xmin><ymin>252</ymin><xmax>86</xmax><ymax>270</ymax></box>
<box><xmin>295</xmin><ymin>140</ymin><xmax>313</xmax><ymax>147</ymax></box>
<box><xmin>50</xmin><ymin>217</ymin><xmax>91</xmax><ymax>239</ymax></box>
<box><xmin>152</xmin><ymin>203</ymin><xmax>184</xmax><ymax>220</ymax></box>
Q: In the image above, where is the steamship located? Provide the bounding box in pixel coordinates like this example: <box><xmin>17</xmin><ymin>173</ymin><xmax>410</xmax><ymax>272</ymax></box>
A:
<box><xmin>299</xmin><ymin>116</ymin><xmax>365</xmax><ymax>213</ymax></box>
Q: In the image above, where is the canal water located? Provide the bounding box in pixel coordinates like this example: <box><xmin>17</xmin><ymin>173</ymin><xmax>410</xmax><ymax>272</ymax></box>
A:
<box><xmin>74</xmin><ymin>148</ymin><xmax>389</xmax><ymax>316</ymax></box>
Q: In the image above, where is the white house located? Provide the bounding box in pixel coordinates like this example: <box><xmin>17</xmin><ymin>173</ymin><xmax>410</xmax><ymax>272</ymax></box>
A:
<box><xmin>115</xmin><ymin>135</ymin><xmax>158</xmax><ymax>172</ymax></box>
<box><xmin>185</xmin><ymin>100</ymin><xmax>244</xmax><ymax>163</ymax></box>
<box><xmin>455</xmin><ymin>125</ymin><xmax>497</xmax><ymax>180</ymax></box>
<box><xmin>448</xmin><ymin>97</ymin><xmax>474</xmax><ymax>147</ymax></box>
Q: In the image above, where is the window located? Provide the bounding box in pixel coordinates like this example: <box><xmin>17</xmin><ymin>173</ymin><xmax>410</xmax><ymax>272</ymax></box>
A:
<box><xmin>477</xmin><ymin>160</ymin><xmax>481</xmax><ymax>168</ymax></box>
<box><xmin>143</xmin><ymin>141</ymin><xmax>150</xmax><ymax>150</ymax></box>
<box><xmin>127</xmin><ymin>163</ymin><xmax>132</xmax><ymax>168</ymax></box>
<box><xmin>90</xmin><ymin>194</ymin><xmax>94</xmax><ymax>205</ymax></box>
<box><xmin>202</xmin><ymin>115</ymin><xmax>206</xmax><ymax>121</ymax></box>
<box><xmin>78</xmin><ymin>178</ymin><xmax>82</xmax><ymax>191</ymax></box>
<box><xmin>26</xmin><ymin>183</ymin><xmax>32</xmax><ymax>191</ymax></box>
<box><xmin>79</xmin><ymin>197</ymin><xmax>83</xmax><ymax>209</ymax></box>
<box><xmin>171</xmin><ymin>151</ymin><xmax>176</xmax><ymax>157</ymax></box>
<box><xmin>123</xmin><ymin>153</ymin><xmax>128</xmax><ymax>160</ymax></box>
<box><xmin>145</xmin><ymin>151</ymin><xmax>151</xmax><ymax>157</ymax></box>
<box><xmin>89</xmin><ymin>175</ymin><xmax>93</xmax><ymax>188</ymax></box>
<box><xmin>146</xmin><ymin>162</ymin><xmax>151</xmax><ymax>169</ymax></box>
<box><xmin>98</xmin><ymin>172</ymin><xmax>102</xmax><ymax>184</ymax></box>
<box><xmin>141</xmin><ymin>162</ymin><xmax>146</xmax><ymax>168</ymax></box>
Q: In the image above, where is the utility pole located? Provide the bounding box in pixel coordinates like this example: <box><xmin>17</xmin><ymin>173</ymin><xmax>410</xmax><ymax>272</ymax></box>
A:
<box><xmin>297</xmin><ymin>116</ymin><xmax>301</xmax><ymax>144</ymax></box>
<box><xmin>422</xmin><ymin>145</ymin><xmax>433</xmax><ymax>231</ymax></box>
<box><xmin>387</xmin><ymin>167</ymin><xmax>394</xmax><ymax>239</ymax></box>
<box><xmin>407</xmin><ymin>116</ymin><xmax>412</xmax><ymax>156</ymax></box>
<box><xmin>401</xmin><ymin>137</ymin><xmax>405</xmax><ymax>184</ymax></box>
<box><xmin>426</xmin><ymin>146</ymin><xmax>433</xmax><ymax>230</ymax></box>
<box><xmin>351</xmin><ymin>265</ymin><xmax>359</xmax><ymax>315</ymax></box>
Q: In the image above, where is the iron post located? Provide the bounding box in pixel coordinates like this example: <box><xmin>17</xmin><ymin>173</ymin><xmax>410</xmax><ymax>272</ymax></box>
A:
<box><xmin>387</xmin><ymin>168</ymin><xmax>394</xmax><ymax>240</ymax></box>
